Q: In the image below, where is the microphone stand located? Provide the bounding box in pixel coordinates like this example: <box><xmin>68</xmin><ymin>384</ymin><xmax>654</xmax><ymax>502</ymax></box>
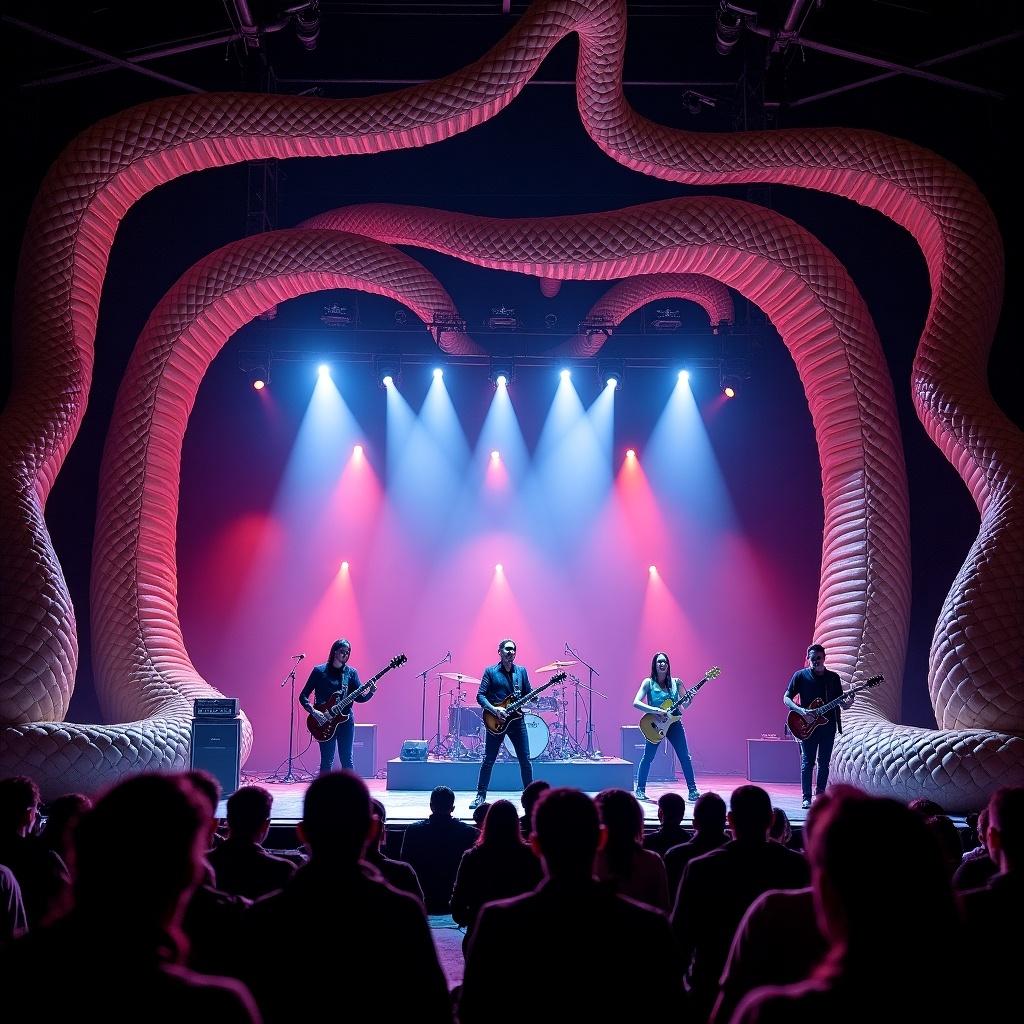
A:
<box><xmin>278</xmin><ymin>654</ymin><xmax>305</xmax><ymax>784</ymax></box>
<box><xmin>416</xmin><ymin>650</ymin><xmax>451</xmax><ymax>747</ymax></box>
<box><xmin>566</xmin><ymin>643</ymin><xmax>606</xmax><ymax>759</ymax></box>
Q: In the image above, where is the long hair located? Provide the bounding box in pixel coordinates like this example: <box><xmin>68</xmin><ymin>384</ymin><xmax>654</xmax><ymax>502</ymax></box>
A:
<box><xmin>325</xmin><ymin>638</ymin><xmax>351</xmax><ymax>674</ymax></box>
<box><xmin>478</xmin><ymin>799</ymin><xmax>526</xmax><ymax>850</ymax></box>
<box><xmin>649</xmin><ymin>651</ymin><xmax>672</xmax><ymax>688</ymax></box>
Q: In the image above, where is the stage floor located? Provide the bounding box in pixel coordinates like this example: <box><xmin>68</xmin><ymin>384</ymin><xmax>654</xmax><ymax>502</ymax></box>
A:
<box><xmin>234</xmin><ymin>769</ymin><xmax>811</xmax><ymax>825</ymax></box>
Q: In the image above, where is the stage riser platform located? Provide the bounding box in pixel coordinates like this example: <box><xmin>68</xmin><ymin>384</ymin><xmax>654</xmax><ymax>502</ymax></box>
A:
<box><xmin>386</xmin><ymin>757</ymin><xmax>634</xmax><ymax>791</ymax></box>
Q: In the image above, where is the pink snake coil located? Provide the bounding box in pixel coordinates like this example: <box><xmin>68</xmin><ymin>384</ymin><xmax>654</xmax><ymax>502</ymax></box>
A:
<box><xmin>1</xmin><ymin>0</ymin><xmax>1018</xmax><ymax>808</ymax></box>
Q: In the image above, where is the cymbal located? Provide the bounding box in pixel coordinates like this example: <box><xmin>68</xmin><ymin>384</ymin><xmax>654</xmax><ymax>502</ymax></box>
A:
<box><xmin>535</xmin><ymin>660</ymin><xmax>576</xmax><ymax>672</ymax></box>
<box><xmin>439</xmin><ymin>672</ymin><xmax>481</xmax><ymax>684</ymax></box>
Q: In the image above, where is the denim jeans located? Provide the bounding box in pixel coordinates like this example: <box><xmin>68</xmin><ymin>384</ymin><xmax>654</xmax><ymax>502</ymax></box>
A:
<box><xmin>318</xmin><ymin>715</ymin><xmax>355</xmax><ymax>774</ymax></box>
<box><xmin>637</xmin><ymin>720</ymin><xmax>697</xmax><ymax>791</ymax></box>
<box><xmin>799</xmin><ymin>724</ymin><xmax>837</xmax><ymax>800</ymax></box>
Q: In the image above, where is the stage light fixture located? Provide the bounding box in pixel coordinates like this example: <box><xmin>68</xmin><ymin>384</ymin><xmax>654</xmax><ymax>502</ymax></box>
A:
<box><xmin>320</xmin><ymin>302</ymin><xmax>354</xmax><ymax>327</ymax></box>
<box><xmin>559</xmin><ymin>368</ymin><xmax>572</xmax><ymax>381</ymax></box>
<box><xmin>544</xmin><ymin>313</ymin><xmax>559</xmax><ymax>329</ymax></box>
<box><xmin>651</xmin><ymin>307</ymin><xmax>682</xmax><ymax>331</ymax></box>
<box><xmin>487</xmin><ymin>305</ymin><xmax>519</xmax><ymax>331</ymax></box>
<box><xmin>394</xmin><ymin>308</ymin><xmax>409</xmax><ymax>327</ymax></box>
<box><xmin>489</xmin><ymin>357</ymin><xmax>514</xmax><ymax>389</ymax></box>
<box><xmin>317</xmin><ymin>363</ymin><xmax>331</xmax><ymax>378</ymax></box>
<box><xmin>678</xmin><ymin>369</ymin><xmax>691</xmax><ymax>383</ymax></box>
<box><xmin>433</xmin><ymin>367</ymin><xmax>444</xmax><ymax>380</ymax></box>
<box><xmin>599</xmin><ymin>360</ymin><xmax>624</xmax><ymax>391</ymax></box>
<box><xmin>247</xmin><ymin>367</ymin><xmax>267</xmax><ymax>391</ymax></box>
<box><xmin>490</xmin><ymin>450</ymin><xmax>501</xmax><ymax>462</ymax></box>
<box><xmin>714</xmin><ymin>1</ymin><xmax>745</xmax><ymax>57</ymax></box>
<box><xmin>722</xmin><ymin>373</ymin><xmax>743</xmax><ymax>398</ymax></box>
<box><xmin>626</xmin><ymin>448</ymin><xmax>637</xmax><ymax>460</ymax></box>
<box><xmin>375</xmin><ymin>356</ymin><xmax>400</xmax><ymax>389</ymax></box>
<box><xmin>353</xmin><ymin>444</ymin><xmax>364</xmax><ymax>457</ymax></box>
<box><xmin>495</xmin><ymin>563</ymin><xmax>504</xmax><ymax>574</ymax></box>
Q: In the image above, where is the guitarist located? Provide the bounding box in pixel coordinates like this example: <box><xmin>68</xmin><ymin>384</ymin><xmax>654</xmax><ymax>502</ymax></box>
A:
<box><xmin>469</xmin><ymin>639</ymin><xmax>533</xmax><ymax>811</ymax></box>
<box><xmin>783</xmin><ymin>644</ymin><xmax>854</xmax><ymax>808</ymax></box>
<box><xmin>299</xmin><ymin>638</ymin><xmax>376</xmax><ymax>775</ymax></box>
<box><xmin>632</xmin><ymin>652</ymin><xmax>700</xmax><ymax>803</ymax></box>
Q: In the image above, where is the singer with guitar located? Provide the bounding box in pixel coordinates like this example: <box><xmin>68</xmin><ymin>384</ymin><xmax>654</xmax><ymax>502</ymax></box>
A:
<box><xmin>469</xmin><ymin>639</ymin><xmax>534</xmax><ymax>811</ymax></box>
<box><xmin>633</xmin><ymin>652</ymin><xmax>703</xmax><ymax>803</ymax></box>
<box><xmin>784</xmin><ymin>643</ymin><xmax>856</xmax><ymax>809</ymax></box>
<box><xmin>299</xmin><ymin>638</ymin><xmax>375</xmax><ymax>775</ymax></box>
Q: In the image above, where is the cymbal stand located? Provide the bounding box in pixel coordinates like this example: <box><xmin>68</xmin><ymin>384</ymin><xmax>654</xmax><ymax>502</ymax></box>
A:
<box><xmin>447</xmin><ymin>678</ymin><xmax>470</xmax><ymax>761</ymax></box>
<box><xmin>565</xmin><ymin>642</ymin><xmax>606</xmax><ymax>759</ymax></box>
<box><xmin>553</xmin><ymin>677</ymin><xmax>584</xmax><ymax>759</ymax></box>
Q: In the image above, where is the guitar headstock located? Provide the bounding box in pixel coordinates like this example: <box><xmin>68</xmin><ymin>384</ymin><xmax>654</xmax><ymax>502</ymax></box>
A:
<box><xmin>705</xmin><ymin>666</ymin><xmax>722</xmax><ymax>681</ymax></box>
<box><xmin>550</xmin><ymin>672</ymin><xmax>567</xmax><ymax>685</ymax></box>
<box><xmin>863</xmin><ymin>674</ymin><xmax>883</xmax><ymax>688</ymax></box>
<box><xmin>391</xmin><ymin>654</ymin><xmax>408</xmax><ymax>670</ymax></box>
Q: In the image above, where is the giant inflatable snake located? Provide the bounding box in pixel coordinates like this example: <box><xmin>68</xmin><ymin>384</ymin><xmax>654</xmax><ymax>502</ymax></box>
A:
<box><xmin>2</xmin><ymin>0</ymin><xmax>1019</xmax><ymax>808</ymax></box>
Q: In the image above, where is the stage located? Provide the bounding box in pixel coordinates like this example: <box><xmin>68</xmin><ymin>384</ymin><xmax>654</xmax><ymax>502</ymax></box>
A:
<box><xmin>234</xmin><ymin>769</ymin><xmax>812</xmax><ymax>826</ymax></box>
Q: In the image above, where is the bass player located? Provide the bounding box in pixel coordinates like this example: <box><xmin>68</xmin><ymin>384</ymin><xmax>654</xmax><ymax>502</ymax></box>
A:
<box><xmin>299</xmin><ymin>638</ymin><xmax>376</xmax><ymax>775</ymax></box>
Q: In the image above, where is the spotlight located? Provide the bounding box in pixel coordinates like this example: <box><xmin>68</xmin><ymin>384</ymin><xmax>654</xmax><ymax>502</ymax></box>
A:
<box><xmin>544</xmin><ymin>313</ymin><xmax>559</xmax><ymax>329</ymax></box>
<box><xmin>678</xmin><ymin>369</ymin><xmax>690</xmax><ymax>383</ymax></box>
<box><xmin>375</xmin><ymin>356</ymin><xmax>400</xmax><ymax>389</ymax></box>
<box><xmin>247</xmin><ymin>367</ymin><xmax>268</xmax><ymax>391</ymax></box>
<box><xmin>340</xmin><ymin>560</ymin><xmax>349</xmax><ymax>572</ymax></box>
<box><xmin>559</xmin><ymin>368</ymin><xmax>572</xmax><ymax>381</ymax></box>
<box><xmin>353</xmin><ymin>444</ymin><xmax>364</xmax><ymax>457</ymax></box>
<box><xmin>490</xmin><ymin>450</ymin><xmax>501</xmax><ymax>462</ymax></box>
<box><xmin>626</xmin><ymin>448</ymin><xmax>637</xmax><ymax>460</ymax></box>
<box><xmin>317</xmin><ymin>364</ymin><xmax>331</xmax><ymax>378</ymax></box>
<box><xmin>720</xmin><ymin>370</ymin><xmax>745</xmax><ymax>397</ymax></box>
<box><xmin>489</xmin><ymin>357</ymin><xmax>514</xmax><ymax>389</ymax></box>
<box><xmin>714</xmin><ymin>2</ymin><xmax>745</xmax><ymax>57</ymax></box>
<box><xmin>394</xmin><ymin>308</ymin><xmax>409</xmax><ymax>327</ymax></box>
<box><xmin>495</xmin><ymin>563</ymin><xmax>504</xmax><ymax>574</ymax></box>
<box><xmin>649</xmin><ymin>565</ymin><xmax>658</xmax><ymax>575</ymax></box>
<box><xmin>292</xmin><ymin>1</ymin><xmax>321</xmax><ymax>51</ymax></box>
<box><xmin>682</xmin><ymin>89</ymin><xmax>717</xmax><ymax>116</ymax></box>
<box><xmin>433</xmin><ymin>367</ymin><xmax>444</xmax><ymax>380</ymax></box>
<box><xmin>599</xmin><ymin>360</ymin><xmax>624</xmax><ymax>391</ymax></box>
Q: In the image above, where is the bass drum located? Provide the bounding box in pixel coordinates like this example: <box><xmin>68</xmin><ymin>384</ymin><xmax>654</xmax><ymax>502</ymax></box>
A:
<box><xmin>501</xmin><ymin>713</ymin><xmax>550</xmax><ymax>760</ymax></box>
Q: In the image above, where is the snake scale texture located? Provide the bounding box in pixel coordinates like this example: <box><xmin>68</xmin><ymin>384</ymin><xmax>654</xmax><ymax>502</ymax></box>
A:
<box><xmin>1</xmin><ymin>0</ymin><xmax>1018</xmax><ymax>809</ymax></box>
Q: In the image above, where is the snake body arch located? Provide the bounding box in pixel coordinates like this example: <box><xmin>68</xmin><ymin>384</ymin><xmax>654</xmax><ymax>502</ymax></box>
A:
<box><xmin>1</xmin><ymin>0</ymin><xmax>1017</xmax><ymax>807</ymax></box>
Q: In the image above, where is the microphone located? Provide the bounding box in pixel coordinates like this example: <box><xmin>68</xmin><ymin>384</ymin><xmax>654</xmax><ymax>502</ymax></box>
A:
<box><xmin>447</xmin><ymin>650</ymin><xmax>452</xmax><ymax>662</ymax></box>
<box><xmin>294</xmin><ymin>653</ymin><xmax>306</xmax><ymax>660</ymax></box>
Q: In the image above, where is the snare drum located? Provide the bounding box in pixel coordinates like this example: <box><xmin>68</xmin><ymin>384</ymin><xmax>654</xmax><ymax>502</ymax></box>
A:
<box><xmin>530</xmin><ymin>695</ymin><xmax>559</xmax><ymax>712</ymax></box>
<box><xmin>502</xmin><ymin>713</ymin><xmax>550</xmax><ymax>760</ymax></box>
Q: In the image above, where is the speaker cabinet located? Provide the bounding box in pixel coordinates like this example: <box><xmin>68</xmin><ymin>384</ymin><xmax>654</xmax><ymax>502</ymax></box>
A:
<box><xmin>190</xmin><ymin>717</ymin><xmax>241</xmax><ymax>796</ymax></box>
<box><xmin>353</xmin><ymin>722</ymin><xmax>376</xmax><ymax>778</ymax></box>
<box><xmin>620</xmin><ymin>725</ymin><xmax>676</xmax><ymax>781</ymax></box>
<box><xmin>746</xmin><ymin>738</ymin><xmax>801</xmax><ymax>783</ymax></box>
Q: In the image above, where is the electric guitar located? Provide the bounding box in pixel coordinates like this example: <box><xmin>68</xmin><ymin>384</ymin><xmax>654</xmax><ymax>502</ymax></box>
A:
<box><xmin>787</xmin><ymin>674</ymin><xmax>883</xmax><ymax>741</ymax></box>
<box><xmin>638</xmin><ymin>666</ymin><xmax>721</xmax><ymax>743</ymax></box>
<box><xmin>482</xmin><ymin>672</ymin><xmax>567</xmax><ymax>736</ymax></box>
<box><xmin>306</xmin><ymin>654</ymin><xmax>408</xmax><ymax>742</ymax></box>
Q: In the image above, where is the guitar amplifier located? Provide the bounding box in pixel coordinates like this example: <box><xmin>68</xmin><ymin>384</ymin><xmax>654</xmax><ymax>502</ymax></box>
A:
<box><xmin>190</xmin><ymin>718</ymin><xmax>241</xmax><ymax>796</ymax></box>
<box><xmin>747</xmin><ymin>738</ymin><xmax>801</xmax><ymax>783</ymax></box>
<box><xmin>193</xmin><ymin>697</ymin><xmax>240</xmax><ymax>719</ymax></box>
<box><xmin>620</xmin><ymin>725</ymin><xmax>676</xmax><ymax>781</ymax></box>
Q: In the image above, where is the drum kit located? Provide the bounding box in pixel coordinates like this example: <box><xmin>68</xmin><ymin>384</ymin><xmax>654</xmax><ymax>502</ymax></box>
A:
<box><xmin>438</xmin><ymin>660</ymin><xmax>587</xmax><ymax>762</ymax></box>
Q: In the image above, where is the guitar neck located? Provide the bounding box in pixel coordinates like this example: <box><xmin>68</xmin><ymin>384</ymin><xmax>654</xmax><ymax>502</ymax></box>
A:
<box><xmin>509</xmin><ymin>674</ymin><xmax>562</xmax><ymax>712</ymax></box>
<box><xmin>815</xmin><ymin>680</ymin><xmax>871</xmax><ymax>715</ymax></box>
<box><xmin>675</xmin><ymin>675</ymin><xmax>710</xmax><ymax>710</ymax></box>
